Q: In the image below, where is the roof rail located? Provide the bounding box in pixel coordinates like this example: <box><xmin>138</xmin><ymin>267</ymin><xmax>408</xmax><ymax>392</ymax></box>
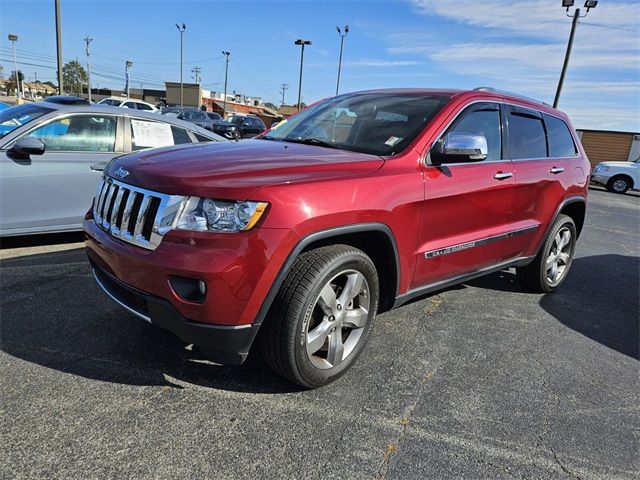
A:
<box><xmin>473</xmin><ymin>87</ymin><xmax>551</xmax><ymax>107</ymax></box>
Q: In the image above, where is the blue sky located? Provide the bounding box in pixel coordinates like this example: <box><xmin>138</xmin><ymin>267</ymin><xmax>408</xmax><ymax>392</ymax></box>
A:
<box><xmin>1</xmin><ymin>0</ymin><xmax>638</xmax><ymax>131</ymax></box>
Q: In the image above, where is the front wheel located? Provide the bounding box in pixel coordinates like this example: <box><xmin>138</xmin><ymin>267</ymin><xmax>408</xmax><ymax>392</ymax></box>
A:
<box><xmin>606</xmin><ymin>175</ymin><xmax>631</xmax><ymax>194</ymax></box>
<box><xmin>260</xmin><ymin>245</ymin><xmax>379</xmax><ymax>388</ymax></box>
<box><xmin>516</xmin><ymin>214</ymin><xmax>577</xmax><ymax>293</ymax></box>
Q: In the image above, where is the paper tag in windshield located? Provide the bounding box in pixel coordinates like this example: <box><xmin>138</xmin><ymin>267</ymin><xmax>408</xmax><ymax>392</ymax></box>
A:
<box><xmin>385</xmin><ymin>136</ymin><xmax>402</xmax><ymax>147</ymax></box>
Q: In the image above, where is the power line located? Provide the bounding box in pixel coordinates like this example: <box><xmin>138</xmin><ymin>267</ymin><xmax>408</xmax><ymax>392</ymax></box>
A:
<box><xmin>578</xmin><ymin>21</ymin><xmax>639</xmax><ymax>33</ymax></box>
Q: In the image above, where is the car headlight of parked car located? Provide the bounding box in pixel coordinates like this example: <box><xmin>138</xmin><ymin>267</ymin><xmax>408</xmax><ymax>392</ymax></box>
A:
<box><xmin>594</xmin><ymin>165</ymin><xmax>609</xmax><ymax>173</ymax></box>
<box><xmin>175</xmin><ymin>197</ymin><xmax>268</xmax><ymax>232</ymax></box>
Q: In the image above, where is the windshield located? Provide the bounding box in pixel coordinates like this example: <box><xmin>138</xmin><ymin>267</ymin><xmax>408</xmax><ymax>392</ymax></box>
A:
<box><xmin>98</xmin><ymin>99</ymin><xmax>122</xmax><ymax>106</ymax></box>
<box><xmin>0</xmin><ymin>104</ymin><xmax>54</xmax><ymax>139</ymax></box>
<box><xmin>262</xmin><ymin>93</ymin><xmax>451</xmax><ymax>156</ymax></box>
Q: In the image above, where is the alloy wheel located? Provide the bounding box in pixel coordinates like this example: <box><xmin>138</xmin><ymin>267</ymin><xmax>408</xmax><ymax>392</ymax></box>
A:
<box><xmin>545</xmin><ymin>227</ymin><xmax>572</xmax><ymax>286</ymax></box>
<box><xmin>305</xmin><ymin>269</ymin><xmax>370</xmax><ymax>369</ymax></box>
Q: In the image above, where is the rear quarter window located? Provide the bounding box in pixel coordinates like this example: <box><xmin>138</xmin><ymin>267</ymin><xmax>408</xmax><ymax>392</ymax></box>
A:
<box><xmin>545</xmin><ymin>115</ymin><xmax>577</xmax><ymax>157</ymax></box>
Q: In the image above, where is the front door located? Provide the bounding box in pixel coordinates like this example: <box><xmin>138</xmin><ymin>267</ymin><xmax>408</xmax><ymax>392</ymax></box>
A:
<box><xmin>413</xmin><ymin>101</ymin><xmax>516</xmax><ymax>288</ymax></box>
<box><xmin>0</xmin><ymin>113</ymin><xmax>121</xmax><ymax>234</ymax></box>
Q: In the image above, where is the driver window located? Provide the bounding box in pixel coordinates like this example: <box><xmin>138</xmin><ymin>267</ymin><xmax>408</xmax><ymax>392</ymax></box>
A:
<box><xmin>447</xmin><ymin>106</ymin><xmax>502</xmax><ymax>161</ymax></box>
<box><xmin>25</xmin><ymin>115</ymin><xmax>117</xmax><ymax>152</ymax></box>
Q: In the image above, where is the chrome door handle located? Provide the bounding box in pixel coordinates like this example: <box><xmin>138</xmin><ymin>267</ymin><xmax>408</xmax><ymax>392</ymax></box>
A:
<box><xmin>493</xmin><ymin>172</ymin><xmax>513</xmax><ymax>180</ymax></box>
<box><xmin>549</xmin><ymin>167</ymin><xmax>565</xmax><ymax>174</ymax></box>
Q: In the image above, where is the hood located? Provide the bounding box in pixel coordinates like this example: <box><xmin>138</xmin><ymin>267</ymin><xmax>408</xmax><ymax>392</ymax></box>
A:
<box><xmin>210</xmin><ymin>120</ymin><xmax>235</xmax><ymax>128</ymax></box>
<box><xmin>597</xmin><ymin>161</ymin><xmax>637</xmax><ymax>168</ymax></box>
<box><xmin>107</xmin><ymin>139</ymin><xmax>384</xmax><ymax>200</ymax></box>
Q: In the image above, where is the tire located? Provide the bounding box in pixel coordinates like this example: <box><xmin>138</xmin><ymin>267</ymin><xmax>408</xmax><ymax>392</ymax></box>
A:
<box><xmin>259</xmin><ymin>245</ymin><xmax>379</xmax><ymax>388</ymax></box>
<box><xmin>516</xmin><ymin>214</ymin><xmax>577</xmax><ymax>293</ymax></box>
<box><xmin>606</xmin><ymin>175</ymin><xmax>631</xmax><ymax>194</ymax></box>
<box><xmin>233</xmin><ymin>130</ymin><xmax>242</xmax><ymax>141</ymax></box>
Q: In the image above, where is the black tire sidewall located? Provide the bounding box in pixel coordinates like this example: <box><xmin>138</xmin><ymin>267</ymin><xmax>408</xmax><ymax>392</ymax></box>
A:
<box><xmin>292</xmin><ymin>252</ymin><xmax>379</xmax><ymax>387</ymax></box>
<box><xmin>607</xmin><ymin>176</ymin><xmax>630</xmax><ymax>194</ymax></box>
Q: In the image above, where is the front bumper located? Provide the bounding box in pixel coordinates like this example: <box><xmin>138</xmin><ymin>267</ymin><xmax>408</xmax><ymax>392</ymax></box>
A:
<box><xmin>91</xmin><ymin>260</ymin><xmax>258</xmax><ymax>365</ymax></box>
<box><xmin>590</xmin><ymin>174</ymin><xmax>609</xmax><ymax>186</ymax></box>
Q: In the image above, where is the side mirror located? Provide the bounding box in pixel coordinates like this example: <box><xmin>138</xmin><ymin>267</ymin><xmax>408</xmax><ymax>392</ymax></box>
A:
<box><xmin>431</xmin><ymin>132</ymin><xmax>488</xmax><ymax>164</ymax></box>
<box><xmin>8</xmin><ymin>137</ymin><xmax>46</xmax><ymax>159</ymax></box>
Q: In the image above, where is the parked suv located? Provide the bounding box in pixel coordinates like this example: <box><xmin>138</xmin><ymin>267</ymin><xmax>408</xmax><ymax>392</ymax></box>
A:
<box><xmin>84</xmin><ymin>88</ymin><xmax>589</xmax><ymax>388</ymax></box>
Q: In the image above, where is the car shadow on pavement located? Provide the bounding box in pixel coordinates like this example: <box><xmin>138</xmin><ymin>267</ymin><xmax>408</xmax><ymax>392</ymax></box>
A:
<box><xmin>468</xmin><ymin>254</ymin><xmax>639</xmax><ymax>360</ymax></box>
<box><xmin>0</xmin><ymin>247</ymin><xmax>301</xmax><ymax>394</ymax></box>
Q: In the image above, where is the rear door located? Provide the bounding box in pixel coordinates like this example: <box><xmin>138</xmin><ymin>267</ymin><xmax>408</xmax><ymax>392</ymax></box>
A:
<box><xmin>0</xmin><ymin>113</ymin><xmax>122</xmax><ymax>233</ymax></box>
<box><xmin>413</xmin><ymin>101</ymin><xmax>516</xmax><ymax>287</ymax></box>
<box><xmin>500</xmin><ymin>106</ymin><xmax>576</xmax><ymax>259</ymax></box>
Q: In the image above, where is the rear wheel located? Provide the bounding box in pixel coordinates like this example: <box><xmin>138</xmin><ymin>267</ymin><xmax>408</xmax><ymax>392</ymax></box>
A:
<box><xmin>516</xmin><ymin>214</ymin><xmax>576</xmax><ymax>293</ymax></box>
<box><xmin>260</xmin><ymin>245</ymin><xmax>379</xmax><ymax>388</ymax></box>
<box><xmin>606</xmin><ymin>175</ymin><xmax>631</xmax><ymax>194</ymax></box>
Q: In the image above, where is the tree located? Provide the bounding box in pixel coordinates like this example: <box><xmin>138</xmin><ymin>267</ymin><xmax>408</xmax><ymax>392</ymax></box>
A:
<box><xmin>7</xmin><ymin>70</ymin><xmax>24</xmax><ymax>94</ymax></box>
<box><xmin>264</xmin><ymin>102</ymin><xmax>278</xmax><ymax>111</ymax></box>
<box><xmin>62</xmin><ymin>60</ymin><xmax>87</xmax><ymax>95</ymax></box>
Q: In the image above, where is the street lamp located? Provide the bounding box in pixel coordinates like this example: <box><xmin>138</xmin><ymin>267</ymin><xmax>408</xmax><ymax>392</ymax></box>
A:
<box><xmin>553</xmin><ymin>0</ymin><xmax>598</xmax><ymax>108</ymax></box>
<box><xmin>222</xmin><ymin>51</ymin><xmax>231</xmax><ymax>119</ymax></box>
<box><xmin>125</xmin><ymin>60</ymin><xmax>133</xmax><ymax>98</ymax></box>
<box><xmin>8</xmin><ymin>33</ymin><xmax>20</xmax><ymax>98</ymax></box>
<box><xmin>175</xmin><ymin>22</ymin><xmax>186</xmax><ymax>108</ymax></box>
<box><xmin>335</xmin><ymin>25</ymin><xmax>349</xmax><ymax>96</ymax></box>
<box><xmin>294</xmin><ymin>39</ymin><xmax>311</xmax><ymax>110</ymax></box>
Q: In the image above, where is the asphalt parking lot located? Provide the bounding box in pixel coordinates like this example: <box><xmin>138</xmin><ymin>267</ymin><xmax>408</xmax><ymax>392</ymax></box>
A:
<box><xmin>1</xmin><ymin>187</ymin><xmax>638</xmax><ymax>480</ymax></box>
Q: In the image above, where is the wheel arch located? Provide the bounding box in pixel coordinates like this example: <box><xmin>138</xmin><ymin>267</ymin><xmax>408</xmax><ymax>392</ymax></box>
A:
<box><xmin>254</xmin><ymin>223</ymin><xmax>400</xmax><ymax>327</ymax></box>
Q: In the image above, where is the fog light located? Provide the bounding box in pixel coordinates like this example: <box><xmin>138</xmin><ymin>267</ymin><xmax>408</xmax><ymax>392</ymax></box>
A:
<box><xmin>169</xmin><ymin>276</ymin><xmax>207</xmax><ymax>303</ymax></box>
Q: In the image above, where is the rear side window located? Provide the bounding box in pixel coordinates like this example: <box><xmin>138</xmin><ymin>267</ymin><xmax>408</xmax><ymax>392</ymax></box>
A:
<box><xmin>545</xmin><ymin>115</ymin><xmax>576</xmax><ymax>157</ymax></box>
<box><xmin>171</xmin><ymin>126</ymin><xmax>193</xmax><ymax>144</ymax></box>
<box><xmin>136</xmin><ymin>103</ymin><xmax>153</xmax><ymax>111</ymax></box>
<box><xmin>130</xmin><ymin>120</ymin><xmax>193</xmax><ymax>150</ymax></box>
<box><xmin>508</xmin><ymin>110</ymin><xmax>547</xmax><ymax>159</ymax></box>
<box><xmin>194</xmin><ymin>133</ymin><xmax>213</xmax><ymax>142</ymax></box>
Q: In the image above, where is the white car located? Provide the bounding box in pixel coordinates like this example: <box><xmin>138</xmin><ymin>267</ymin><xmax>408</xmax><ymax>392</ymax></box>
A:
<box><xmin>591</xmin><ymin>158</ymin><xmax>639</xmax><ymax>194</ymax></box>
<box><xmin>97</xmin><ymin>97</ymin><xmax>157</xmax><ymax>112</ymax></box>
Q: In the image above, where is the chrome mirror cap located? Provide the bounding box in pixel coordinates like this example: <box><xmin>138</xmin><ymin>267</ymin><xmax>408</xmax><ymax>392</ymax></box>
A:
<box><xmin>442</xmin><ymin>132</ymin><xmax>488</xmax><ymax>160</ymax></box>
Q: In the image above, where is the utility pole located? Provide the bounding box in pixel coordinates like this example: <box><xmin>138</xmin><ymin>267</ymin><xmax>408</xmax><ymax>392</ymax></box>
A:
<box><xmin>125</xmin><ymin>60</ymin><xmax>133</xmax><ymax>98</ymax></box>
<box><xmin>191</xmin><ymin>66</ymin><xmax>201</xmax><ymax>84</ymax></box>
<box><xmin>335</xmin><ymin>25</ymin><xmax>348</xmax><ymax>95</ymax></box>
<box><xmin>294</xmin><ymin>39</ymin><xmax>311</xmax><ymax>110</ymax></box>
<box><xmin>222</xmin><ymin>51</ymin><xmax>230</xmax><ymax>118</ymax></box>
<box><xmin>55</xmin><ymin>0</ymin><xmax>63</xmax><ymax>94</ymax></box>
<box><xmin>554</xmin><ymin>0</ymin><xmax>598</xmax><ymax>108</ymax></box>
<box><xmin>279</xmin><ymin>83</ymin><xmax>289</xmax><ymax>106</ymax></box>
<box><xmin>175</xmin><ymin>23</ymin><xmax>186</xmax><ymax>108</ymax></box>
<box><xmin>84</xmin><ymin>35</ymin><xmax>93</xmax><ymax>102</ymax></box>
<box><xmin>8</xmin><ymin>33</ymin><xmax>20</xmax><ymax>98</ymax></box>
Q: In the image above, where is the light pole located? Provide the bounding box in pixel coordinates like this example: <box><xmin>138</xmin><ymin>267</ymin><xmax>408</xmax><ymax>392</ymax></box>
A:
<box><xmin>294</xmin><ymin>39</ymin><xmax>311</xmax><ymax>110</ymax></box>
<box><xmin>175</xmin><ymin>22</ymin><xmax>186</xmax><ymax>108</ymax></box>
<box><xmin>335</xmin><ymin>25</ymin><xmax>348</xmax><ymax>96</ymax></box>
<box><xmin>8</xmin><ymin>33</ymin><xmax>20</xmax><ymax>98</ymax></box>
<box><xmin>125</xmin><ymin>60</ymin><xmax>133</xmax><ymax>98</ymax></box>
<box><xmin>55</xmin><ymin>0</ymin><xmax>63</xmax><ymax>94</ymax></box>
<box><xmin>222</xmin><ymin>51</ymin><xmax>230</xmax><ymax>119</ymax></box>
<box><xmin>553</xmin><ymin>0</ymin><xmax>598</xmax><ymax>108</ymax></box>
<box><xmin>84</xmin><ymin>35</ymin><xmax>93</xmax><ymax>102</ymax></box>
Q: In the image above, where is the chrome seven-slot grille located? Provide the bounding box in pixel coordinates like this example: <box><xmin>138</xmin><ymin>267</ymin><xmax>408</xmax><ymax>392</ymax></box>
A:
<box><xmin>93</xmin><ymin>175</ymin><xmax>184</xmax><ymax>250</ymax></box>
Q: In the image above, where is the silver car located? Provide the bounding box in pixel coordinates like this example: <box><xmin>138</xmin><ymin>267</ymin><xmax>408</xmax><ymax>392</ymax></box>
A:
<box><xmin>0</xmin><ymin>98</ymin><xmax>225</xmax><ymax>236</ymax></box>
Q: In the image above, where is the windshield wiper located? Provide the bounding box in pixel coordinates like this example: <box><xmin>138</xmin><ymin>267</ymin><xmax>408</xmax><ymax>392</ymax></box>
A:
<box><xmin>284</xmin><ymin>137</ymin><xmax>342</xmax><ymax>150</ymax></box>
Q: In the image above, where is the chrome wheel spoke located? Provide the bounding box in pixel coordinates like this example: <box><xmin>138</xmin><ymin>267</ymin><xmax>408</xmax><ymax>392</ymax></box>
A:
<box><xmin>317</xmin><ymin>283</ymin><xmax>337</xmax><ymax>316</ymax></box>
<box><xmin>557</xmin><ymin>230</ymin><xmax>571</xmax><ymax>250</ymax></box>
<box><xmin>343</xmin><ymin>307</ymin><xmax>368</xmax><ymax>328</ymax></box>
<box><xmin>558</xmin><ymin>252</ymin><xmax>570</xmax><ymax>265</ymax></box>
<box><xmin>338</xmin><ymin>272</ymin><xmax>364</xmax><ymax>306</ymax></box>
<box><xmin>549</xmin><ymin>261</ymin><xmax>559</xmax><ymax>282</ymax></box>
<box><xmin>307</xmin><ymin>319</ymin><xmax>332</xmax><ymax>355</ymax></box>
<box><xmin>546</xmin><ymin>255</ymin><xmax>557</xmax><ymax>269</ymax></box>
<box><xmin>327</xmin><ymin>329</ymin><xmax>344</xmax><ymax>367</ymax></box>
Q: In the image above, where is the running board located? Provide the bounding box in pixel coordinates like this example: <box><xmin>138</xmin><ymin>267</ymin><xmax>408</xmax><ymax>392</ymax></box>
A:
<box><xmin>393</xmin><ymin>256</ymin><xmax>534</xmax><ymax>309</ymax></box>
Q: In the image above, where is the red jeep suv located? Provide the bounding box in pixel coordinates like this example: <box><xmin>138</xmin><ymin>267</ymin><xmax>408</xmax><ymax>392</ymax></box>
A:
<box><xmin>84</xmin><ymin>88</ymin><xmax>589</xmax><ymax>388</ymax></box>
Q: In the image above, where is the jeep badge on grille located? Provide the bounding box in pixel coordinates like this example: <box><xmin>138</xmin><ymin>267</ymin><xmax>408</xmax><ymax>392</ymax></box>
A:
<box><xmin>114</xmin><ymin>167</ymin><xmax>130</xmax><ymax>179</ymax></box>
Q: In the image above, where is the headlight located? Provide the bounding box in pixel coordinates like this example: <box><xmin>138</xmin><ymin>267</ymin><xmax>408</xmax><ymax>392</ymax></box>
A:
<box><xmin>224</xmin><ymin>126</ymin><xmax>235</xmax><ymax>131</ymax></box>
<box><xmin>175</xmin><ymin>197</ymin><xmax>268</xmax><ymax>232</ymax></box>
